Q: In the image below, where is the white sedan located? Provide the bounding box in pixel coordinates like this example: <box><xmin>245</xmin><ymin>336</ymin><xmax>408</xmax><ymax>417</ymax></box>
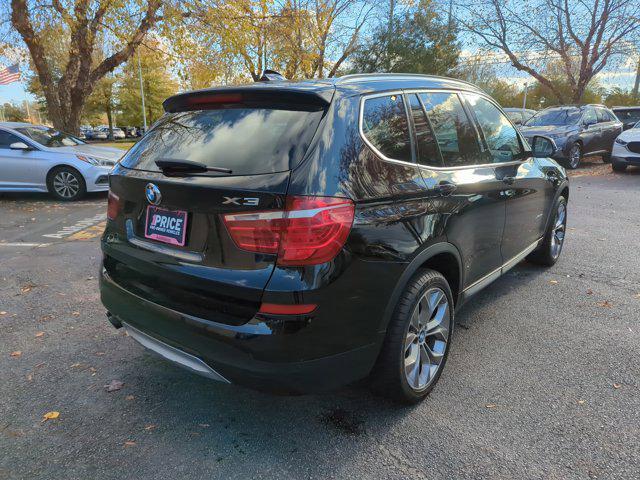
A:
<box><xmin>611</xmin><ymin>121</ymin><xmax>640</xmax><ymax>172</ymax></box>
<box><xmin>0</xmin><ymin>122</ymin><xmax>122</xmax><ymax>201</ymax></box>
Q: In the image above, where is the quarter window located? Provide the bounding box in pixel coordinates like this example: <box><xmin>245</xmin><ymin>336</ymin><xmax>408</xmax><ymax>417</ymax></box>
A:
<box><xmin>0</xmin><ymin>130</ymin><xmax>23</xmax><ymax>149</ymax></box>
<box><xmin>361</xmin><ymin>94</ymin><xmax>412</xmax><ymax>162</ymax></box>
<box><xmin>408</xmin><ymin>94</ymin><xmax>441</xmax><ymax>167</ymax></box>
<box><xmin>419</xmin><ymin>92</ymin><xmax>482</xmax><ymax>167</ymax></box>
<box><xmin>465</xmin><ymin>94</ymin><xmax>523</xmax><ymax>163</ymax></box>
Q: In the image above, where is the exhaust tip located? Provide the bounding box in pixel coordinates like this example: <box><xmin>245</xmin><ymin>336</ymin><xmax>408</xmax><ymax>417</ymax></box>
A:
<box><xmin>106</xmin><ymin>311</ymin><xmax>122</xmax><ymax>329</ymax></box>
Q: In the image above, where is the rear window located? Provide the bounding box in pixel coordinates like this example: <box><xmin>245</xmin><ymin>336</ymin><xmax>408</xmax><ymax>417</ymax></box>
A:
<box><xmin>120</xmin><ymin>107</ymin><xmax>324</xmax><ymax>175</ymax></box>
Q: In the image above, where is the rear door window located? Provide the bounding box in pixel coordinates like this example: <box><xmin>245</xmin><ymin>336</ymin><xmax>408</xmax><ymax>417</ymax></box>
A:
<box><xmin>596</xmin><ymin>108</ymin><xmax>609</xmax><ymax>123</ymax></box>
<box><xmin>361</xmin><ymin>94</ymin><xmax>412</xmax><ymax>162</ymax></box>
<box><xmin>120</xmin><ymin>107</ymin><xmax>324</xmax><ymax>175</ymax></box>
<box><xmin>464</xmin><ymin>94</ymin><xmax>523</xmax><ymax>163</ymax></box>
<box><xmin>583</xmin><ymin>108</ymin><xmax>597</xmax><ymax>125</ymax></box>
<box><xmin>408</xmin><ymin>94</ymin><xmax>442</xmax><ymax>167</ymax></box>
<box><xmin>419</xmin><ymin>92</ymin><xmax>482</xmax><ymax>167</ymax></box>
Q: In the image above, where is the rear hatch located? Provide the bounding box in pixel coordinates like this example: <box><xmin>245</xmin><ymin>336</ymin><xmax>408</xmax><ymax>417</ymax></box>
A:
<box><xmin>103</xmin><ymin>87</ymin><xmax>332</xmax><ymax>325</ymax></box>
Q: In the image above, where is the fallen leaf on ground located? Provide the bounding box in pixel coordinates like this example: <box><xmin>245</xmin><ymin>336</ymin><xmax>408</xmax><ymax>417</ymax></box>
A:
<box><xmin>94</xmin><ymin>351</ymin><xmax>105</xmax><ymax>356</ymax></box>
<box><xmin>71</xmin><ymin>311</ymin><xmax>80</xmax><ymax>316</ymax></box>
<box><xmin>0</xmin><ymin>311</ymin><xmax>7</xmax><ymax>315</ymax></box>
<box><xmin>198</xmin><ymin>423</ymin><xmax>210</xmax><ymax>428</ymax></box>
<box><xmin>70</xmin><ymin>363</ymin><xmax>82</xmax><ymax>368</ymax></box>
<box><xmin>124</xmin><ymin>441</ymin><xmax>136</xmax><ymax>447</ymax></box>
<box><xmin>144</xmin><ymin>424</ymin><xmax>156</xmax><ymax>431</ymax></box>
<box><xmin>634</xmin><ymin>293</ymin><xmax>640</xmax><ymax>299</ymax></box>
<box><xmin>35</xmin><ymin>331</ymin><xmax>44</xmax><ymax>338</ymax></box>
<box><xmin>40</xmin><ymin>315</ymin><xmax>53</xmax><ymax>322</ymax></box>
<box><xmin>596</xmin><ymin>300</ymin><xmax>613</xmax><ymax>308</ymax></box>
<box><xmin>42</xmin><ymin>411</ymin><xmax>60</xmax><ymax>422</ymax></box>
<box><xmin>105</xmin><ymin>380</ymin><xmax>124</xmax><ymax>392</ymax></box>
<box><xmin>613</xmin><ymin>383</ymin><xmax>622</xmax><ymax>389</ymax></box>
<box><xmin>125</xmin><ymin>395</ymin><xmax>135</xmax><ymax>401</ymax></box>
<box><xmin>586</xmin><ymin>289</ymin><xmax>593</xmax><ymax>295</ymax></box>
<box><xmin>577</xmin><ymin>400</ymin><xmax>586</xmax><ymax>405</ymax></box>
<box><xmin>26</xmin><ymin>374</ymin><xmax>33</xmax><ymax>381</ymax></box>
<box><xmin>549</xmin><ymin>280</ymin><xmax>558</xmax><ymax>284</ymax></box>
<box><xmin>20</xmin><ymin>285</ymin><xmax>34</xmax><ymax>294</ymax></box>
<box><xmin>485</xmin><ymin>403</ymin><xmax>497</xmax><ymax>409</ymax></box>
<box><xmin>10</xmin><ymin>351</ymin><xmax>22</xmax><ymax>357</ymax></box>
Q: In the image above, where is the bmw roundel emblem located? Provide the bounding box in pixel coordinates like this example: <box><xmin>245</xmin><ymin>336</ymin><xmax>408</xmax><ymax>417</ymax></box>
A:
<box><xmin>145</xmin><ymin>183</ymin><xmax>161</xmax><ymax>205</ymax></box>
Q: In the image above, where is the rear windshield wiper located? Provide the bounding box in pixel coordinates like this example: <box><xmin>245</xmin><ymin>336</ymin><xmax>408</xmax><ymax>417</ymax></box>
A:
<box><xmin>155</xmin><ymin>159</ymin><xmax>232</xmax><ymax>175</ymax></box>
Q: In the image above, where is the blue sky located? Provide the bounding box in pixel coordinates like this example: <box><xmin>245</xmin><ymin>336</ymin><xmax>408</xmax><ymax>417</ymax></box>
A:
<box><xmin>0</xmin><ymin>81</ymin><xmax>34</xmax><ymax>104</ymax></box>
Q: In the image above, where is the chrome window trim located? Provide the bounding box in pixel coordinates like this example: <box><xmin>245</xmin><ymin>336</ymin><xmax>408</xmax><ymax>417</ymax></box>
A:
<box><xmin>358</xmin><ymin>89</ymin><xmax>531</xmax><ymax>172</ymax></box>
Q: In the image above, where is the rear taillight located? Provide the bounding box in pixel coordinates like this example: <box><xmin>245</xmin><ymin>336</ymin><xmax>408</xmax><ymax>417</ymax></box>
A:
<box><xmin>107</xmin><ymin>191</ymin><xmax>121</xmax><ymax>220</ymax></box>
<box><xmin>222</xmin><ymin>196</ymin><xmax>355</xmax><ymax>266</ymax></box>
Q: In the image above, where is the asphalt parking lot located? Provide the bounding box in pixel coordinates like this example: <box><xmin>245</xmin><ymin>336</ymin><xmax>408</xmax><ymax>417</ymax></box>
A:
<box><xmin>1</xmin><ymin>164</ymin><xmax>639</xmax><ymax>480</ymax></box>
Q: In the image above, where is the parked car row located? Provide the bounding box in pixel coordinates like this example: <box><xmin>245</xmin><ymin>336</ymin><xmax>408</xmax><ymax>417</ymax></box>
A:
<box><xmin>80</xmin><ymin>125</ymin><xmax>142</xmax><ymax>141</ymax></box>
<box><xmin>0</xmin><ymin>122</ymin><xmax>122</xmax><ymax>200</ymax></box>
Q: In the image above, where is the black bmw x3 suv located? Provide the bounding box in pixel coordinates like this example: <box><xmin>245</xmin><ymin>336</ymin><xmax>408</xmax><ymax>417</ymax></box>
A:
<box><xmin>100</xmin><ymin>73</ymin><xmax>569</xmax><ymax>403</ymax></box>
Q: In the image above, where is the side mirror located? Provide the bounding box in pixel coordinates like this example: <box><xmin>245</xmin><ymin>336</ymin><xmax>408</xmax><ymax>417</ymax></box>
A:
<box><xmin>531</xmin><ymin>135</ymin><xmax>557</xmax><ymax>158</ymax></box>
<box><xmin>10</xmin><ymin>142</ymin><xmax>31</xmax><ymax>151</ymax></box>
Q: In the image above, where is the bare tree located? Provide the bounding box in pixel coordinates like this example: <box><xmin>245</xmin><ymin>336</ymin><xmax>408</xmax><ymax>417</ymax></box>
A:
<box><xmin>457</xmin><ymin>0</ymin><xmax>640</xmax><ymax>103</ymax></box>
<box><xmin>10</xmin><ymin>0</ymin><xmax>163</xmax><ymax>133</ymax></box>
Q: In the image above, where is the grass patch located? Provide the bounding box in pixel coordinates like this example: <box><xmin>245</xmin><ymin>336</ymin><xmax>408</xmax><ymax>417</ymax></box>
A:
<box><xmin>99</xmin><ymin>141</ymin><xmax>136</xmax><ymax>150</ymax></box>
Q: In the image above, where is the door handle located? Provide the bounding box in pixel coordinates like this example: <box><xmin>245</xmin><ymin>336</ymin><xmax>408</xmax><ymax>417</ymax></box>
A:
<box><xmin>502</xmin><ymin>176</ymin><xmax>515</xmax><ymax>185</ymax></box>
<box><xmin>435</xmin><ymin>182</ymin><xmax>456</xmax><ymax>196</ymax></box>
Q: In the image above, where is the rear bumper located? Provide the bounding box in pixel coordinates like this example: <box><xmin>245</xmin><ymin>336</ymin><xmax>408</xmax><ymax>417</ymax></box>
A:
<box><xmin>100</xmin><ymin>266</ymin><xmax>381</xmax><ymax>393</ymax></box>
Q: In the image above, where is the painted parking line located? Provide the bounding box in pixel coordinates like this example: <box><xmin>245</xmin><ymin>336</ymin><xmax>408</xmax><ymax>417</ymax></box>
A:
<box><xmin>0</xmin><ymin>242</ymin><xmax>52</xmax><ymax>248</ymax></box>
<box><xmin>41</xmin><ymin>213</ymin><xmax>106</xmax><ymax>239</ymax></box>
<box><xmin>67</xmin><ymin>221</ymin><xmax>106</xmax><ymax>241</ymax></box>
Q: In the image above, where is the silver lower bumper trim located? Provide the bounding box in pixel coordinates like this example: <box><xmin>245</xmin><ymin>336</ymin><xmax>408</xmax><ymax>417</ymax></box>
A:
<box><xmin>123</xmin><ymin>322</ymin><xmax>230</xmax><ymax>383</ymax></box>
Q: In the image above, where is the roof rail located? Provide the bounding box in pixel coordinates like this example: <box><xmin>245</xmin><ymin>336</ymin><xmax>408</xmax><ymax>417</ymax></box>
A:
<box><xmin>336</xmin><ymin>73</ymin><xmax>481</xmax><ymax>89</ymax></box>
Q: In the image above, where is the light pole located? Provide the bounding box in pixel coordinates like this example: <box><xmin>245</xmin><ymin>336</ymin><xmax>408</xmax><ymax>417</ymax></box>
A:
<box><xmin>137</xmin><ymin>52</ymin><xmax>147</xmax><ymax>133</ymax></box>
<box><xmin>522</xmin><ymin>82</ymin><xmax>529</xmax><ymax>112</ymax></box>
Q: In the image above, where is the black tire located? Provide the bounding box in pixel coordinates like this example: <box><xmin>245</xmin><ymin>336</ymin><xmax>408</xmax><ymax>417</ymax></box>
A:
<box><xmin>528</xmin><ymin>196</ymin><xmax>567</xmax><ymax>267</ymax></box>
<box><xmin>565</xmin><ymin>142</ymin><xmax>582</xmax><ymax>169</ymax></box>
<box><xmin>47</xmin><ymin>166</ymin><xmax>86</xmax><ymax>201</ymax></box>
<box><xmin>371</xmin><ymin>269</ymin><xmax>454</xmax><ymax>404</ymax></box>
<box><xmin>601</xmin><ymin>152</ymin><xmax>611</xmax><ymax>163</ymax></box>
<box><xmin>612</xmin><ymin>161</ymin><xmax>627</xmax><ymax>173</ymax></box>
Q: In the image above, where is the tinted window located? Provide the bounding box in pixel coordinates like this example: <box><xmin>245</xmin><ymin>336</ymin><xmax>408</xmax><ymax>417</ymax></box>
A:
<box><xmin>419</xmin><ymin>92</ymin><xmax>482</xmax><ymax>167</ymax></box>
<box><xmin>16</xmin><ymin>127</ymin><xmax>83</xmax><ymax>147</ymax></box>
<box><xmin>525</xmin><ymin>108</ymin><xmax>581</xmax><ymax>126</ymax></box>
<box><xmin>408</xmin><ymin>94</ymin><xmax>441</xmax><ymax>167</ymax></box>
<box><xmin>361</xmin><ymin>94</ymin><xmax>412</xmax><ymax>162</ymax></box>
<box><xmin>120</xmin><ymin>107</ymin><xmax>324</xmax><ymax>175</ymax></box>
<box><xmin>583</xmin><ymin>108</ymin><xmax>597</xmax><ymax>125</ymax></box>
<box><xmin>595</xmin><ymin>108</ymin><xmax>609</xmax><ymax>123</ymax></box>
<box><xmin>465</xmin><ymin>94</ymin><xmax>523</xmax><ymax>163</ymax></box>
<box><xmin>614</xmin><ymin>109</ymin><xmax>640</xmax><ymax>123</ymax></box>
<box><xmin>0</xmin><ymin>130</ymin><xmax>23</xmax><ymax>149</ymax></box>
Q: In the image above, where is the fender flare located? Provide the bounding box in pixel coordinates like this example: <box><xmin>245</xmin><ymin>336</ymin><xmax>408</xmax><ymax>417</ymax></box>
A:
<box><xmin>378</xmin><ymin>242</ymin><xmax>463</xmax><ymax>333</ymax></box>
<box><xmin>542</xmin><ymin>179</ymin><xmax>570</xmax><ymax>232</ymax></box>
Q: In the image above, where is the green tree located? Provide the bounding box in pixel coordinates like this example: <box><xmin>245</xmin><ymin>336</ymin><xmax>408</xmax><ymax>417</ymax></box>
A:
<box><xmin>604</xmin><ymin>87</ymin><xmax>639</xmax><ymax>107</ymax></box>
<box><xmin>117</xmin><ymin>44</ymin><xmax>179</xmax><ymax>126</ymax></box>
<box><xmin>350</xmin><ymin>0</ymin><xmax>459</xmax><ymax>75</ymax></box>
<box><xmin>1</xmin><ymin>103</ymin><xmax>27</xmax><ymax>122</ymax></box>
<box><xmin>10</xmin><ymin>0</ymin><xmax>164</xmax><ymax>134</ymax></box>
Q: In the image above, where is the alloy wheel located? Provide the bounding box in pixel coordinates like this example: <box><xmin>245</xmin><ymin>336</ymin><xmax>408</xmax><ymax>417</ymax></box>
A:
<box><xmin>569</xmin><ymin>145</ymin><xmax>581</xmax><ymax>169</ymax></box>
<box><xmin>551</xmin><ymin>202</ymin><xmax>566</xmax><ymax>259</ymax></box>
<box><xmin>403</xmin><ymin>287</ymin><xmax>450</xmax><ymax>391</ymax></box>
<box><xmin>53</xmin><ymin>171</ymin><xmax>80</xmax><ymax>199</ymax></box>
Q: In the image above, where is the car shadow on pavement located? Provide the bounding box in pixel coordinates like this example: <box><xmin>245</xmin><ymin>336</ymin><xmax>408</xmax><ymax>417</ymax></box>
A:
<box><xmin>94</xmin><ymin>262</ymin><xmax>548</xmax><ymax>466</ymax></box>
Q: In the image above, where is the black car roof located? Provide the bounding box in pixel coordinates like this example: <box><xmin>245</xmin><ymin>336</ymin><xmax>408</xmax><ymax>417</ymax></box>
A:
<box><xmin>163</xmin><ymin>74</ymin><xmax>485</xmax><ymax>112</ymax></box>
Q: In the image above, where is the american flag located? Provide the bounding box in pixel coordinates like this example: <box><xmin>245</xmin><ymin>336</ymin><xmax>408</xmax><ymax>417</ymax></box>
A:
<box><xmin>0</xmin><ymin>64</ymin><xmax>20</xmax><ymax>85</ymax></box>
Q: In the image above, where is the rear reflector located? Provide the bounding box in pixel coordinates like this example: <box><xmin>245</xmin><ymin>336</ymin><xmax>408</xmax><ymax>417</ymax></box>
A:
<box><xmin>222</xmin><ymin>196</ymin><xmax>355</xmax><ymax>266</ymax></box>
<box><xmin>107</xmin><ymin>191</ymin><xmax>121</xmax><ymax>220</ymax></box>
<box><xmin>258</xmin><ymin>303</ymin><xmax>317</xmax><ymax>315</ymax></box>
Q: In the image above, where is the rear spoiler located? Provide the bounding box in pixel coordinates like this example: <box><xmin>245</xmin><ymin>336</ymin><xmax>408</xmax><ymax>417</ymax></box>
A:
<box><xmin>163</xmin><ymin>86</ymin><xmax>333</xmax><ymax>113</ymax></box>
